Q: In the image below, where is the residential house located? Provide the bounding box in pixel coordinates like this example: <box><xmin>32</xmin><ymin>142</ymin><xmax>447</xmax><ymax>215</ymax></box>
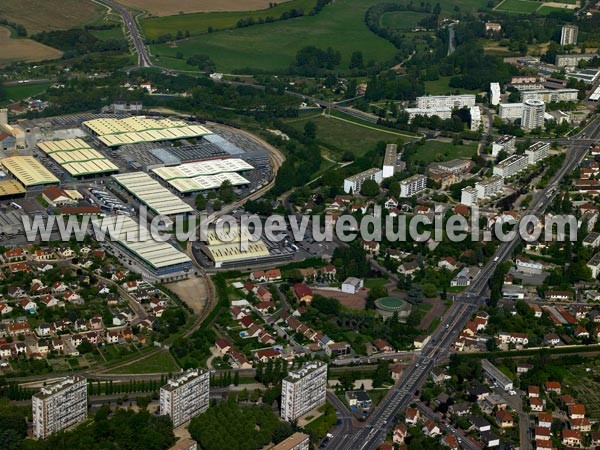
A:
<box><xmin>496</xmin><ymin>410</ymin><xmax>514</xmax><ymax>428</ymax></box>
<box><xmin>545</xmin><ymin>381</ymin><xmax>562</xmax><ymax>394</ymax></box>
<box><xmin>562</xmin><ymin>429</ymin><xmax>581</xmax><ymax>447</ymax></box>
<box><xmin>393</xmin><ymin>424</ymin><xmax>408</xmax><ymax>445</ymax></box>
<box><xmin>422</xmin><ymin>420</ymin><xmax>441</xmax><ymax>437</ymax></box>
<box><xmin>293</xmin><ymin>283</ymin><xmax>313</xmax><ymax>304</ymax></box>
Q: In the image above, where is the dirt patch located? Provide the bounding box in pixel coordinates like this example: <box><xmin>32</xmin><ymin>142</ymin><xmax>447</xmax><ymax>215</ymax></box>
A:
<box><xmin>312</xmin><ymin>288</ymin><xmax>367</xmax><ymax>310</ymax></box>
<box><xmin>117</xmin><ymin>0</ymin><xmax>291</xmax><ymax>16</ymax></box>
<box><xmin>0</xmin><ymin>27</ymin><xmax>62</xmax><ymax>66</ymax></box>
<box><xmin>418</xmin><ymin>298</ymin><xmax>447</xmax><ymax>331</ymax></box>
<box><xmin>165</xmin><ymin>276</ymin><xmax>208</xmax><ymax>314</ymax></box>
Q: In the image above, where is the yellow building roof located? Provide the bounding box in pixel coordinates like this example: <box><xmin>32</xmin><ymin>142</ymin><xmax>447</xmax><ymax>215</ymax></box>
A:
<box><xmin>37</xmin><ymin>139</ymin><xmax>118</xmax><ymax>177</ymax></box>
<box><xmin>1</xmin><ymin>156</ymin><xmax>59</xmax><ymax>187</ymax></box>
<box><xmin>0</xmin><ymin>179</ymin><xmax>25</xmax><ymax>197</ymax></box>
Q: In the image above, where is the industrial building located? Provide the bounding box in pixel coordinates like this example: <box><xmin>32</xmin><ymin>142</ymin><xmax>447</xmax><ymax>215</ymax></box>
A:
<box><xmin>91</xmin><ymin>216</ymin><xmax>193</xmax><ymax>279</ymax></box>
<box><xmin>37</xmin><ymin>138</ymin><xmax>118</xmax><ymax>178</ymax></box>
<box><xmin>32</xmin><ymin>376</ymin><xmax>87</xmax><ymax>439</ymax></box>
<box><xmin>566</xmin><ymin>69</ymin><xmax>600</xmax><ymax>85</ymax></box>
<box><xmin>202</xmin><ymin>223</ymin><xmax>271</xmax><ymax>268</ymax></box>
<box><xmin>560</xmin><ymin>24</ymin><xmax>578</xmax><ymax>46</ymax></box>
<box><xmin>152</xmin><ymin>159</ymin><xmax>254</xmax><ymax>194</ymax></box>
<box><xmin>0</xmin><ymin>179</ymin><xmax>26</xmax><ymax>200</ymax></box>
<box><xmin>1</xmin><ymin>156</ymin><xmax>59</xmax><ymax>188</ymax></box>
<box><xmin>521</xmin><ymin>99</ymin><xmax>545</xmax><ymax>131</ymax></box>
<box><xmin>405</xmin><ymin>107</ymin><xmax>453</xmax><ymax>122</ymax></box>
<box><xmin>481</xmin><ymin>359</ymin><xmax>513</xmax><ymax>391</ymax></box>
<box><xmin>499</xmin><ymin>103</ymin><xmax>524</xmax><ymax>121</ymax></box>
<box><xmin>416</xmin><ymin>94</ymin><xmax>476</xmax><ymax>109</ymax></box>
<box><xmin>399</xmin><ymin>174</ymin><xmax>427</xmax><ymax>197</ymax></box>
<box><xmin>111</xmin><ymin>172</ymin><xmax>194</xmax><ymax>216</ymax></box>
<box><xmin>343</xmin><ymin>168</ymin><xmax>383</xmax><ymax>194</ymax></box>
<box><xmin>281</xmin><ymin>361</ymin><xmax>328</xmax><ymax>422</ymax></box>
<box><xmin>526</xmin><ymin>142</ymin><xmax>550</xmax><ymax>165</ymax></box>
<box><xmin>382</xmin><ymin>144</ymin><xmax>398</xmax><ymax>179</ymax></box>
<box><xmin>475</xmin><ymin>175</ymin><xmax>503</xmax><ymax>200</ymax></box>
<box><xmin>160</xmin><ymin>369</ymin><xmax>210</xmax><ymax>427</ymax></box>
<box><xmin>493</xmin><ymin>154</ymin><xmax>528</xmax><ymax>179</ymax></box>
<box><xmin>521</xmin><ymin>89</ymin><xmax>579</xmax><ymax>104</ymax></box>
<box><xmin>490</xmin><ymin>82</ymin><xmax>501</xmax><ymax>106</ymax></box>
<box><xmin>83</xmin><ymin>116</ymin><xmax>212</xmax><ymax>147</ymax></box>
<box><xmin>492</xmin><ymin>135</ymin><xmax>516</xmax><ymax>157</ymax></box>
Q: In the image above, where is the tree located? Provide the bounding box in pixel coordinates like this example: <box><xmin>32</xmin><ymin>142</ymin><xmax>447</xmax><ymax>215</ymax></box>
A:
<box><xmin>304</xmin><ymin>120</ymin><xmax>317</xmax><ymax>139</ymax></box>
<box><xmin>196</xmin><ymin>194</ymin><xmax>206</xmax><ymax>210</ymax></box>
<box><xmin>218</xmin><ymin>180</ymin><xmax>235</xmax><ymax>203</ymax></box>
<box><xmin>361</xmin><ymin>179</ymin><xmax>380</xmax><ymax>197</ymax></box>
<box><xmin>213</xmin><ymin>199</ymin><xmax>222</xmax><ymax>211</ymax></box>
<box><xmin>349</xmin><ymin>51</ymin><xmax>364</xmax><ymax>69</ymax></box>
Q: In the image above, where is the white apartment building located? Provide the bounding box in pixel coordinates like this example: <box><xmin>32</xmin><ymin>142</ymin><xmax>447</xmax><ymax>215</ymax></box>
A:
<box><xmin>526</xmin><ymin>141</ymin><xmax>550</xmax><ymax>165</ymax></box>
<box><xmin>492</xmin><ymin>135</ymin><xmax>516</xmax><ymax>157</ymax></box>
<box><xmin>521</xmin><ymin>89</ymin><xmax>579</xmax><ymax>103</ymax></box>
<box><xmin>499</xmin><ymin>103</ymin><xmax>524</xmax><ymax>121</ymax></box>
<box><xmin>32</xmin><ymin>376</ymin><xmax>87</xmax><ymax>439</ymax></box>
<box><xmin>382</xmin><ymin>143</ymin><xmax>398</xmax><ymax>179</ymax></box>
<box><xmin>430</xmin><ymin>159</ymin><xmax>472</xmax><ymax>174</ymax></box>
<box><xmin>560</xmin><ymin>24</ymin><xmax>578</xmax><ymax>46</ymax></box>
<box><xmin>521</xmin><ymin>99</ymin><xmax>545</xmax><ymax>130</ymax></box>
<box><xmin>475</xmin><ymin>175</ymin><xmax>504</xmax><ymax>199</ymax></box>
<box><xmin>470</xmin><ymin>106</ymin><xmax>482</xmax><ymax>131</ymax></box>
<box><xmin>281</xmin><ymin>361</ymin><xmax>328</xmax><ymax>422</ymax></box>
<box><xmin>343</xmin><ymin>168</ymin><xmax>383</xmax><ymax>194</ymax></box>
<box><xmin>416</xmin><ymin>94</ymin><xmax>476</xmax><ymax>109</ymax></box>
<box><xmin>399</xmin><ymin>174</ymin><xmax>427</xmax><ymax>197</ymax></box>
<box><xmin>272</xmin><ymin>433</ymin><xmax>311</xmax><ymax>450</ymax></box>
<box><xmin>490</xmin><ymin>82</ymin><xmax>501</xmax><ymax>106</ymax></box>
<box><xmin>160</xmin><ymin>369</ymin><xmax>210</xmax><ymax>427</ymax></box>
<box><xmin>555</xmin><ymin>53</ymin><xmax>595</xmax><ymax>69</ymax></box>
<box><xmin>461</xmin><ymin>186</ymin><xmax>478</xmax><ymax>206</ymax></box>
<box><xmin>405</xmin><ymin>107</ymin><xmax>452</xmax><ymax>122</ymax></box>
<box><xmin>493</xmin><ymin>154</ymin><xmax>528</xmax><ymax>179</ymax></box>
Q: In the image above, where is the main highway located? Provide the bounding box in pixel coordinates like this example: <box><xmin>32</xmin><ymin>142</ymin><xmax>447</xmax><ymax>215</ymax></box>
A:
<box><xmin>327</xmin><ymin>116</ymin><xmax>600</xmax><ymax>450</ymax></box>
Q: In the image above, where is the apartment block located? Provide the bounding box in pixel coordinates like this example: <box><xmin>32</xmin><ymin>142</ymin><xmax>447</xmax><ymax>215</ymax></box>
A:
<box><xmin>416</xmin><ymin>94</ymin><xmax>476</xmax><ymax>109</ymax></box>
<box><xmin>560</xmin><ymin>24</ymin><xmax>578</xmax><ymax>46</ymax></box>
<box><xmin>470</xmin><ymin>106</ymin><xmax>482</xmax><ymax>131</ymax></box>
<box><xmin>272</xmin><ymin>432</ymin><xmax>311</xmax><ymax>450</ymax></box>
<box><xmin>493</xmin><ymin>154</ymin><xmax>528</xmax><ymax>179</ymax></box>
<box><xmin>499</xmin><ymin>103</ymin><xmax>524</xmax><ymax>121</ymax></box>
<box><xmin>475</xmin><ymin>175</ymin><xmax>504</xmax><ymax>199</ymax></box>
<box><xmin>343</xmin><ymin>168</ymin><xmax>383</xmax><ymax>194</ymax></box>
<box><xmin>521</xmin><ymin>99</ymin><xmax>545</xmax><ymax>131</ymax></box>
<box><xmin>490</xmin><ymin>82</ymin><xmax>501</xmax><ymax>106</ymax></box>
<box><xmin>160</xmin><ymin>369</ymin><xmax>210</xmax><ymax>427</ymax></box>
<box><xmin>382</xmin><ymin>143</ymin><xmax>398</xmax><ymax>179</ymax></box>
<box><xmin>492</xmin><ymin>135</ymin><xmax>516</xmax><ymax>157</ymax></box>
<box><xmin>461</xmin><ymin>186</ymin><xmax>478</xmax><ymax>206</ymax></box>
<box><xmin>526</xmin><ymin>142</ymin><xmax>550</xmax><ymax>165</ymax></box>
<box><xmin>32</xmin><ymin>376</ymin><xmax>87</xmax><ymax>439</ymax></box>
<box><xmin>405</xmin><ymin>107</ymin><xmax>452</xmax><ymax>122</ymax></box>
<box><xmin>521</xmin><ymin>89</ymin><xmax>579</xmax><ymax>103</ymax></box>
<box><xmin>399</xmin><ymin>174</ymin><xmax>427</xmax><ymax>197</ymax></box>
<box><xmin>281</xmin><ymin>361</ymin><xmax>328</xmax><ymax>422</ymax></box>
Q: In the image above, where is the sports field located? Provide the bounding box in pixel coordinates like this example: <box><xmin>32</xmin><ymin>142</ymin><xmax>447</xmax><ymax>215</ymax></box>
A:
<box><xmin>118</xmin><ymin>0</ymin><xmax>291</xmax><ymax>16</ymax></box>
<box><xmin>0</xmin><ymin>27</ymin><xmax>62</xmax><ymax>66</ymax></box>
<box><xmin>150</xmin><ymin>0</ymin><xmax>397</xmax><ymax>73</ymax></box>
<box><xmin>379</xmin><ymin>11</ymin><xmax>431</xmax><ymax>31</ymax></box>
<box><xmin>495</xmin><ymin>0</ymin><xmax>542</xmax><ymax>13</ymax></box>
<box><xmin>0</xmin><ymin>0</ymin><xmax>105</xmax><ymax>34</ymax></box>
<box><xmin>141</xmin><ymin>0</ymin><xmax>315</xmax><ymax>39</ymax></box>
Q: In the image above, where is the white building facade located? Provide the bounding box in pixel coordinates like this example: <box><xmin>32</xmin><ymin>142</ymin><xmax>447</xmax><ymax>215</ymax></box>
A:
<box><xmin>475</xmin><ymin>175</ymin><xmax>504</xmax><ymax>199</ymax></box>
<box><xmin>399</xmin><ymin>174</ymin><xmax>427</xmax><ymax>197</ymax></box>
<box><xmin>490</xmin><ymin>82</ymin><xmax>501</xmax><ymax>106</ymax></box>
<box><xmin>492</xmin><ymin>135</ymin><xmax>516</xmax><ymax>157</ymax></box>
<box><xmin>521</xmin><ymin>99</ymin><xmax>545</xmax><ymax>130</ymax></box>
<box><xmin>416</xmin><ymin>95</ymin><xmax>476</xmax><ymax>109</ymax></box>
<box><xmin>343</xmin><ymin>168</ymin><xmax>383</xmax><ymax>194</ymax></box>
<box><xmin>493</xmin><ymin>154</ymin><xmax>528</xmax><ymax>178</ymax></box>
<box><xmin>160</xmin><ymin>369</ymin><xmax>210</xmax><ymax>427</ymax></box>
<box><xmin>526</xmin><ymin>141</ymin><xmax>550</xmax><ymax>165</ymax></box>
<box><xmin>281</xmin><ymin>361</ymin><xmax>328</xmax><ymax>422</ymax></box>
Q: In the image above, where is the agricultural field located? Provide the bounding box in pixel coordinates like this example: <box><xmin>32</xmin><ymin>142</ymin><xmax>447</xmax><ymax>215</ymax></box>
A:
<box><xmin>284</xmin><ymin>112</ymin><xmax>411</xmax><ymax>156</ymax></box>
<box><xmin>0</xmin><ymin>27</ymin><xmax>62</xmax><ymax>66</ymax></box>
<box><xmin>150</xmin><ymin>0</ymin><xmax>397</xmax><ymax>73</ymax></box>
<box><xmin>379</xmin><ymin>11</ymin><xmax>431</xmax><ymax>31</ymax></box>
<box><xmin>0</xmin><ymin>0</ymin><xmax>105</xmax><ymax>34</ymax></box>
<box><xmin>141</xmin><ymin>0</ymin><xmax>315</xmax><ymax>39</ymax></box>
<box><xmin>495</xmin><ymin>0</ymin><xmax>543</xmax><ymax>13</ymax></box>
<box><xmin>118</xmin><ymin>0</ymin><xmax>292</xmax><ymax>16</ymax></box>
<box><xmin>405</xmin><ymin>140</ymin><xmax>478</xmax><ymax>164</ymax></box>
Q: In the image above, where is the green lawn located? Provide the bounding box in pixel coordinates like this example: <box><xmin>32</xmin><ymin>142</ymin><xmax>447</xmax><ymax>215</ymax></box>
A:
<box><xmin>105</xmin><ymin>350</ymin><xmax>180</xmax><ymax>374</ymax></box>
<box><xmin>495</xmin><ymin>0</ymin><xmax>542</xmax><ymax>13</ymax></box>
<box><xmin>364</xmin><ymin>278</ymin><xmax>389</xmax><ymax>290</ymax></box>
<box><xmin>537</xmin><ymin>5</ymin><xmax>574</xmax><ymax>14</ymax></box>
<box><xmin>141</xmin><ymin>0</ymin><xmax>317</xmax><ymax>39</ymax></box>
<box><xmin>405</xmin><ymin>140</ymin><xmax>478</xmax><ymax>164</ymax></box>
<box><xmin>284</xmin><ymin>112</ymin><xmax>404</xmax><ymax>156</ymax></box>
<box><xmin>379</xmin><ymin>11</ymin><xmax>430</xmax><ymax>31</ymax></box>
<box><xmin>150</xmin><ymin>0</ymin><xmax>398</xmax><ymax>73</ymax></box>
<box><xmin>90</xmin><ymin>26</ymin><xmax>125</xmax><ymax>41</ymax></box>
<box><xmin>2</xmin><ymin>82</ymin><xmax>52</xmax><ymax>102</ymax></box>
<box><xmin>424</xmin><ymin>76</ymin><xmax>481</xmax><ymax>96</ymax></box>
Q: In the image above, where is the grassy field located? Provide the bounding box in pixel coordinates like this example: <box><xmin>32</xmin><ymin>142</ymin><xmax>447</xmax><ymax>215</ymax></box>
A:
<box><xmin>379</xmin><ymin>11</ymin><xmax>430</xmax><ymax>31</ymax></box>
<box><xmin>141</xmin><ymin>0</ymin><xmax>316</xmax><ymax>39</ymax></box>
<box><xmin>151</xmin><ymin>0</ymin><xmax>397</xmax><ymax>73</ymax></box>
<box><xmin>105</xmin><ymin>350</ymin><xmax>180</xmax><ymax>374</ymax></box>
<box><xmin>406</xmin><ymin>140</ymin><xmax>478</xmax><ymax>164</ymax></box>
<box><xmin>2</xmin><ymin>82</ymin><xmax>52</xmax><ymax>102</ymax></box>
<box><xmin>0</xmin><ymin>0</ymin><xmax>105</xmax><ymax>34</ymax></box>
<box><xmin>495</xmin><ymin>0</ymin><xmax>542</xmax><ymax>13</ymax></box>
<box><xmin>424</xmin><ymin>76</ymin><xmax>481</xmax><ymax>95</ymax></box>
<box><xmin>285</xmin><ymin>112</ymin><xmax>407</xmax><ymax>156</ymax></box>
<box><xmin>90</xmin><ymin>26</ymin><xmax>125</xmax><ymax>41</ymax></box>
<box><xmin>119</xmin><ymin>0</ymin><xmax>292</xmax><ymax>16</ymax></box>
<box><xmin>0</xmin><ymin>27</ymin><xmax>62</xmax><ymax>66</ymax></box>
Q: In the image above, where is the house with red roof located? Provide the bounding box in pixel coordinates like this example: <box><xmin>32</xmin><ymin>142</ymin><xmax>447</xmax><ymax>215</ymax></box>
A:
<box><xmin>293</xmin><ymin>283</ymin><xmax>313</xmax><ymax>303</ymax></box>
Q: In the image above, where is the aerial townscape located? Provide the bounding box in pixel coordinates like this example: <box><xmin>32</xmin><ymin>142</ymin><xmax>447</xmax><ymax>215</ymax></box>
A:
<box><xmin>4</xmin><ymin>0</ymin><xmax>600</xmax><ymax>450</ymax></box>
